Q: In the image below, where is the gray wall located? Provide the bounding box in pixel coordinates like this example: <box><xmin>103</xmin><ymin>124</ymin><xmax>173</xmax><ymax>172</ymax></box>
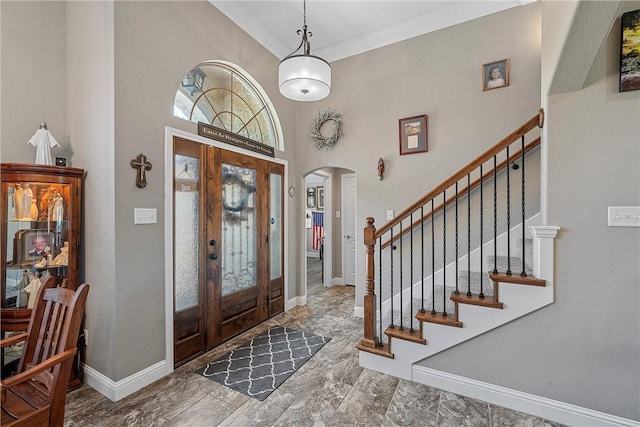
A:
<box><xmin>1</xmin><ymin>1</ymin><xmax>66</xmax><ymax>162</ymax></box>
<box><xmin>420</xmin><ymin>2</ymin><xmax>640</xmax><ymax>420</ymax></box>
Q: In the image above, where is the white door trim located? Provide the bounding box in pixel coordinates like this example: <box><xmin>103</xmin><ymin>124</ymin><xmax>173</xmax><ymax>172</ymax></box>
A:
<box><xmin>341</xmin><ymin>173</ymin><xmax>357</xmax><ymax>286</ymax></box>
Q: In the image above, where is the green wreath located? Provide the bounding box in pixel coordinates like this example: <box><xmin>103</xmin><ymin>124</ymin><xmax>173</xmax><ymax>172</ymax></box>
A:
<box><xmin>310</xmin><ymin>109</ymin><xmax>344</xmax><ymax>150</ymax></box>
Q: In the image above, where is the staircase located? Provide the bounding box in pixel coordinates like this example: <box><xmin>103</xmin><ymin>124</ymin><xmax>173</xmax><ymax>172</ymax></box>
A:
<box><xmin>356</xmin><ymin>109</ymin><xmax>560</xmax><ymax>380</ymax></box>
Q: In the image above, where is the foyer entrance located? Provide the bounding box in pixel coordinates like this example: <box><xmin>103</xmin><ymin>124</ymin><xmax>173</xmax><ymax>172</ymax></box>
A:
<box><xmin>172</xmin><ymin>136</ymin><xmax>284</xmax><ymax>367</ymax></box>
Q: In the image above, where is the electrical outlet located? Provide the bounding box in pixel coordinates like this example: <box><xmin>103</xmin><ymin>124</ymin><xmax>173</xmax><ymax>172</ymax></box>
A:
<box><xmin>134</xmin><ymin>208</ymin><xmax>157</xmax><ymax>224</ymax></box>
<box><xmin>84</xmin><ymin>328</ymin><xmax>89</xmax><ymax>346</ymax></box>
<box><xmin>608</xmin><ymin>206</ymin><xmax>640</xmax><ymax>227</ymax></box>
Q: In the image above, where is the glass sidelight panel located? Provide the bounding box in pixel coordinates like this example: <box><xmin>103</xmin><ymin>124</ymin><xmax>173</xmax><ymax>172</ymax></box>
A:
<box><xmin>174</xmin><ymin>155</ymin><xmax>200</xmax><ymax>311</ymax></box>
<box><xmin>269</xmin><ymin>174</ymin><xmax>282</xmax><ymax>280</ymax></box>
<box><xmin>221</xmin><ymin>164</ymin><xmax>257</xmax><ymax>296</ymax></box>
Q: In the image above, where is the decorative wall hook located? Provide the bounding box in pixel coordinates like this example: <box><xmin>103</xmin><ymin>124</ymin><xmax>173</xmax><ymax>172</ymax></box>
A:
<box><xmin>131</xmin><ymin>153</ymin><xmax>152</xmax><ymax>188</ymax></box>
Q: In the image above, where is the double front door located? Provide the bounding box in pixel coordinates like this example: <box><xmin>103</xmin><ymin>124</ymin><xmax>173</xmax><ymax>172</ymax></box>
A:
<box><xmin>173</xmin><ymin>137</ymin><xmax>284</xmax><ymax>366</ymax></box>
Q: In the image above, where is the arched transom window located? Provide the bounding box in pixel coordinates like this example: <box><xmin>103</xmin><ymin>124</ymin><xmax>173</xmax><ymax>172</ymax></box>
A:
<box><xmin>174</xmin><ymin>61</ymin><xmax>283</xmax><ymax>151</ymax></box>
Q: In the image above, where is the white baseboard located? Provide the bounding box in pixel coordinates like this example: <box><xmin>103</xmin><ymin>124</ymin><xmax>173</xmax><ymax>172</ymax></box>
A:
<box><xmin>286</xmin><ymin>294</ymin><xmax>307</xmax><ymax>310</ymax></box>
<box><xmin>413</xmin><ymin>366</ymin><xmax>639</xmax><ymax>427</ymax></box>
<box><xmin>83</xmin><ymin>360</ymin><xmax>168</xmax><ymax>402</ymax></box>
<box><xmin>353</xmin><ymin>305</ymin><xmax>364</xmax><ymax>318</ymax></box>
<box><xmin>331</xmin><ymin>277</ymin><xmax>343</xmax><ymax>286</ymax></box>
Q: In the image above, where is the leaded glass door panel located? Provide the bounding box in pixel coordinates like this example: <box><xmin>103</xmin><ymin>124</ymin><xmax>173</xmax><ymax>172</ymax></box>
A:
<box><xmin>206</xmin><ymin>149</ymin><xmax>270</xmax><ymax>347</ymax></box>
<box><xmin>173</xmin><ymin>138</ymin><xmax>206</xmax><ymax>366</ymax></box>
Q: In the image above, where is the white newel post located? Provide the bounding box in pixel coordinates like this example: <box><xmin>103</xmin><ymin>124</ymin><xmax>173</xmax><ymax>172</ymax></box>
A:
<box><xmin>530</xmin><ymin>226</ymin><xmax>560</xmax><ymax>281</ymax></box>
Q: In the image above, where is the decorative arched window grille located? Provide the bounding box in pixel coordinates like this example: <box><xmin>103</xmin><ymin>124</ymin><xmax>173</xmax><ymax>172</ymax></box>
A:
<box><xmin>174</xmin><ymin>61</ymin><xmax>284</xmax><ymax>151</ymax></box>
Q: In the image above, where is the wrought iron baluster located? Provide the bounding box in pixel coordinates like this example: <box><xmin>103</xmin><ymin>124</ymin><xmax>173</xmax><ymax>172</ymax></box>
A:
<box><xmin>390</xmin><ymin>228</ymin><xmax>395</xmax><ymax>328</ymax></box>
<box><xmin>479</xmin><ymin>165</ymin><xmax>484</xmax><ymax>298</ymax></box>
<box><xmin>520</xmin><ymin>135</ymin><xmax>527</xmax><ymax>277</ymax></box>
<box><xmin>378</xmin><ymin>236</ymin><xmax>383</xmax><ymax>346</ymax></box>
<box><xmin>506</xmin><ymin>145</ymin><xmax>512</xmax><ymax>275</ymax></box>
<box><xmin>420</xmin><ymin>206</ymin><xmax>425</xmax><ymax>313</ymax></box>
<box><xmin>431</xmin><ymin>199</ymin><xmax>436</xmax><ymax>315</ymax></box>
<box><xmin>493</xmin><ymin>155</ymin><xmax>498</xmax><ymax>274</ymax></box>
<box><xmin>442</xmin><ymin>190</ymin><xmax>447</xmax><ymax>316</ymax></box>
<box><xmin>399</xmin><ymin>222</ymin><xmax>404</xmax><ymax>331</ymax></box>
<box><xmin>455</xmin><ymin>182</ymin><xmax>460</xmax><ymax>295</ymax></box>
<box><xmin>410</xmin><ymin>213</ymin><xmax>414</xmax><ymax>332</ymax></box>
<box><xmin>467</xmin><ymin>174</ymin><xmax>472</xmax><ymax>297</ymax></box>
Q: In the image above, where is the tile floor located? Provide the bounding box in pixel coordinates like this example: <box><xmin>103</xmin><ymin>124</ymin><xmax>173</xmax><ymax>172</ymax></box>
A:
<box><xmin>63</xmin><ymin>261</ymin><xmax>561</xmax><ymax>426</ymax></box>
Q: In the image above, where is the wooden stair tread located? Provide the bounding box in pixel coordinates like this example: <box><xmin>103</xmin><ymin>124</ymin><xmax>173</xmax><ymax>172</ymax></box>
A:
<box><xmin>385</xmin><ymin>325</ymin><xmax>427</xmax><ymax>345</ymax></box>
<box><xmin>489</xmin><ymin>272</ymin><xmax>545</xmax><ymax>286</ymax></box>
<box><xmin>416</xmin><ymin>310</ymin><xmax>463</xmax><ymax>328</ymax></box>
<box><xmin>356</xmin><ymin>341</ymin><xmax>394</xmax><ymax>359</ymax></box>
<box><xmin>450</xmin><ymin>292</ymin><xmax>504</xmax><ymax>309</ymax></box>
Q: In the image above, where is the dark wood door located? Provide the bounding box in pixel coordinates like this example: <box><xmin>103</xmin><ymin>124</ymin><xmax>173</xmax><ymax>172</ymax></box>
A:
<box><xmin>173</xmin><ymin>137</ymin><xmax>284</xmax><ymax>366</ymax></box>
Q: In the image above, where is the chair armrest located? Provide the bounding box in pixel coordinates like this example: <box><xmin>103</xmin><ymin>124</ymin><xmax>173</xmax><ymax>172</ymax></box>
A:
<box><xmin>0</xmin><ymin>332</ymin><xmax>27</xmax><ymax>348</ymax></box>
<box><xmin>0</xmin><ymin>347</ymin><xmax>77</xmax><ymax>392</ymax></box>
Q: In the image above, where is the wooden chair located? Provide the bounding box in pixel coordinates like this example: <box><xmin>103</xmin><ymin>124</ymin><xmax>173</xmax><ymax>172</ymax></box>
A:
<box><xmin>1</xmin><ymin>279</ymin><xmax>56</xmax><ymax>379</ymax></box>
<box><xmin>0</xmin><ymin>278</ymin><xmax>89</xmax><ymax>427</ymax></box>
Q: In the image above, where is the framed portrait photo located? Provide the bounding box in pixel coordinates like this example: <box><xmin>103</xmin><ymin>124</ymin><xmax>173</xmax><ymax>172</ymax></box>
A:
<box><xmin>620</xmin><ymin>9</ymin><xmax>640</xmax><ymax>92</ymax></box>
<box><xmin>483</xmin><ymin>58</ymin><xmax>510</xmax><ymax>91</ymax></box>
<box><xmin>399</xmin><ymin>115</ymin><xmax>428</xmax><ymax>156</ymax></box>
<box><xmin>16</xmin><ymin>229</ymin><xmax>55</xmax><ymax>266</ymax></box>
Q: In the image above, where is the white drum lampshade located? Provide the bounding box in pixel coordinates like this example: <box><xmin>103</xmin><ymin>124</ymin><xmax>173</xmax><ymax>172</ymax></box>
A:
<box><xmin>279</xmin><ymin>55</ymin><xmax>331</xmax><ymax>102</ymax></box>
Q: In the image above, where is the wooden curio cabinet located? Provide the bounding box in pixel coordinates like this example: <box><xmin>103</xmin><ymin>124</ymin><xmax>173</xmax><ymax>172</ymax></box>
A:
<box><xmin>1</xmin><ymin>163</ymin><xmax>86</xmax><ymax>384</ymax></box>
<box><xmin>1</xmin><ymin>164</ymin><xmax>85</xmax><ymax>305</ymax></box>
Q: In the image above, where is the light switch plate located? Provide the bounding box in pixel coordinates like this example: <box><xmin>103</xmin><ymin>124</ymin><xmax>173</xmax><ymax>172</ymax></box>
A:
<box><xmin>608</xmin><ymin>206</ymin><xmax>640</xmax><ymax>227</ymax></box>
<box><xmin>387</xmin><ymin>210</ymin><xmax>394</xmax><ymax>220</ymax></box>
<box><xmin>134</xmin><ymin>208</ymin><xmax>157</xmax><ymax>224</ymax></box>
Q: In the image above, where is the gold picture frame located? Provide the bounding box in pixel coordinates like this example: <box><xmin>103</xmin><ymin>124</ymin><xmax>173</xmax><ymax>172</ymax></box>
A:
<box><xmin>483</xmin><ymin>58</ymin><xmax>510</xmax><ymax>91</ymax></box>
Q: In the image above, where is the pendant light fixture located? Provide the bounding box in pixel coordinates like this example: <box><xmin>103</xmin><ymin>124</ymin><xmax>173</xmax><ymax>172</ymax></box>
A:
<box><xmin>278</xmin><ymin>0</ymin><xmax>331</xmax><ymax>101</ymax></box>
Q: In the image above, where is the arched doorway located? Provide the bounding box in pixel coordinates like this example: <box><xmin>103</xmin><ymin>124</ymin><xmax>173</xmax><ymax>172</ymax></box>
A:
<box><xmin>302</xmin><ymin>167</ymin><xmax>356</xmax><ymax>302</ymax></box>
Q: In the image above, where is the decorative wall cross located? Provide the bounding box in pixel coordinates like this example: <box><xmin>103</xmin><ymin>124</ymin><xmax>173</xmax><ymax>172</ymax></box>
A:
<box><xmin>130</xmin><ymin>153</ymin><xmax>152</xmax><ymax>188</ymax></box>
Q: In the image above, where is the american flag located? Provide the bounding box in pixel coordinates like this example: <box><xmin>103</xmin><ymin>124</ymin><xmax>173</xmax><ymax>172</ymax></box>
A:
<box><xmin>312</xmin><ymin>212</ymin><xmax>324</xmax><ymax>250</ymax></box>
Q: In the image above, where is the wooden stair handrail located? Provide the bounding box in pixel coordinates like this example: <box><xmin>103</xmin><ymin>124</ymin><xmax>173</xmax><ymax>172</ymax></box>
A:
<box><xmin>375</xmin><ymin>109</ymin><xmax>544</xmax><ymax>239</ymax></box>
<box><xmin>381</xmin><ymin>137</ymin><xmax>541</xmax><ymax>250</ymax></box>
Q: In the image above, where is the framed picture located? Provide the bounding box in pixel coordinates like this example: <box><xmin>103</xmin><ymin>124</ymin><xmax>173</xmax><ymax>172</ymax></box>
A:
<box><xmin>483</xmin><ymin>58</ymin><xmax>510</xmax><ymax>91</ymax></box>
<box><xmin>316</xmin><ymin>187</ymin><xmax>325</xmax><ymax>210</ymax></box>
<box><xmin>15</xmin><ymin>229</ymin><xmax>56</xmax><ymax>266</ymax></box>
<box><xmin>306</xmin><ymin>187</ymin><xmax>316</xmax><ymax>208</ymax></box>
<box><xmin>620</xmin><ymin>9</ymin><xmax>640</xmax><ymax>92</ymax></box>
<box><xmin>399</xmin><ymin>115</ymin><xmax>428</xmax><ymax>156</ymax></box>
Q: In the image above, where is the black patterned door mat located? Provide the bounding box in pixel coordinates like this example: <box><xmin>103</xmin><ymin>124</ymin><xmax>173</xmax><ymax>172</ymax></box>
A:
<box><xmin>197</xmin><ymin>326</ymin><xmax>330</xmax><ymax>401</ymax></box>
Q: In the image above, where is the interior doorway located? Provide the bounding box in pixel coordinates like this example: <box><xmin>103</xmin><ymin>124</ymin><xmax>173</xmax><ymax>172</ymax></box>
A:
<box><xmin>303</xmin><ymin>168</ymin><xmax>356</xmax><ymax>299</ymax></box>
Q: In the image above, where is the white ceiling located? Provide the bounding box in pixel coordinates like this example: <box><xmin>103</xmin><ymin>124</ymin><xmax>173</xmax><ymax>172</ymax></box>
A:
<box><xmin>210</xmin><ymin>1</ymin><xmax>533</xmax><ymax>63</ymax></box>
